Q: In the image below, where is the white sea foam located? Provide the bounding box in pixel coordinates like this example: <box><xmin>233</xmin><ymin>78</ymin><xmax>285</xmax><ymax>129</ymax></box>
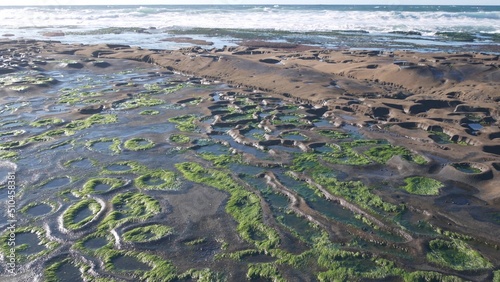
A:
<box><xmin>0</xmin><ymin>5</ymin><xmax>498</xmax><ymax>34</ymax></box>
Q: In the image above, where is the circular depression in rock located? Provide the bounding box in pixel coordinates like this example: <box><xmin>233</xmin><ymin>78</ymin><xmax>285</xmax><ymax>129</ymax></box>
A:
<box><xmin>62</xmin><ymin>199</ymin><xmax>102</xmax><ymax>231</ymax></box>
<box><xmin>124</xmin><ymin>137</ymin><xmax>155</xmax><ymax>151</ymax></box>
<box><xmin>41</xmin><ymin>177</ymin><xmax>71</xmax><ymax>189</ymax></box>
<box><xmin>451</xmin><ymin>163</ymin><xmax>484</xmax><ymax>174</ymax></box>
<box><xmin>25</xmin><ymin>203</ymin><xmax>53</xmax><ymax>217</ymax></box>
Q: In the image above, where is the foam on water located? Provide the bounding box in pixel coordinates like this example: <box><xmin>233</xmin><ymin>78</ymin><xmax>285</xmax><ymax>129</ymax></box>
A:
<box><xmin>0</xmin><ymin>5</ymin><xmax>498</xmax><ymax>33</ymax></box>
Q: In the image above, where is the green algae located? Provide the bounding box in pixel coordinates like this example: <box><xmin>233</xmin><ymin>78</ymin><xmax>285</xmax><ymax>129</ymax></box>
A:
<box><xmin>62</xmin><ymin>198</ymin><xmax>102</xmax><ymax>230</ymax></box>
<box><xmin>364</xmin><ymin>144</ymin><xmax>427</xmax><ymax>165</ymax></box>
<box><xmin>135</xmin><ymin>169</ymin><xmax>180</xmax><ymax>190</ymax></box>
<box><xmin>401</xmin><ymin>177</ymin><xmax>443</xmax><ymax>196</ymax></box>
<box><xmin>179</xmin><ymin>268</ymin><xmax>224</xmax><ymax>282</ymax></box>
<box><xmin>184</xmin><ymin>237</ymin><xmax>206</xmax><ymax>246</ymax></box>
<box><xmin>85</xmin><ymin>137</ymin><xmax>121</xmax><ymax>154</ymax></box>
<box><xmin>102</xmin><ymin>160</ymin><xmax>147</xmax><ymax>175</ymax></box>
<box><xmin>0</xmin><ymin>150</ymin><xmax>18</xmax><ymax>159</ymax></box>
<box><xmin>122</xmin><ymin>224</ymin><xmax>173</xmax><ymax>243</ymax></box>
<box><xmin>311</xmin><ymin>168</ymin><xmax>402</xmax><ymax>214</ymax></box>
<box><xmin>75</xmin><ymin>231</ymin><xmax>178</xmax><ymax>281</ymax></box>
<box><xmin>168</xmin><ymin>114</ymin><xmax>198</xmax><ymax>132</ymax></box>
<box><xmin>427</xmin><ymin>239</ymin><xmax>493</xmax><ymax>271</ymax></box>
<box><xmin>176</xmin><ymin>162</ymin><xmax>280</xmax><ymax>250</ymax></box>
<box><xmin>44</xmin><ymin>258</ymin><xmax>84</xmax><ymax>282</ymax></box>
<box><xmin>169</xmin><ymin>133</ymin><xmax>190</xmax><ymax>144</ymax></box>
<box><xmin>98</xmin><ymin>192</ymin><xmax>161</xmax><ymax>230</ymax></box>
<box><xmin>64</xmin><ymin>114</ymin><xmax>118</xmax><ymax>135</ymax></box>
<box><xmin>0</xmin><ymin>226</ymin><xmax>59</xmax><ymax>263</ymax></box>
<box><xmin>247</xmin><ymin>263</ymin><xmax>285</xmax><ymax>281</ymax></box>
<box><xmin>58</xmin><ymin>88</ymin><xmax>103</xmax><ymax>104</ymax></box>
<box><xmin>139</xmin><ymin>109</ymin><xmax>160</xmax><ymax>115</ymax></box>
<box><xmin>77</xmin><ymin>177</ymin><xmax>127</xmax><ymax>196</ymax></box>
<box><xmin>123</xmin><ymin>137</ymin><xmax>155</xmax><ymax>151</ymax></box>
<box><xmin>199</xmin><ymin>152</ymin><xmax>243</xmax><ymax>167</ymax></box>
<box><xmin>317</xmin><ymin>129</ymin><xmax>350</xmax><ymax>139</ymax></box>
<box><xmin>114</xmin><ymin>96</ymin><xmax>164</xmax><ymax>110</ymax></box>
<box><xmin>0</xmin><ymin>130</ymin><xmax>24</xmax><ymax>137</ymax></box>
<box><xmin>322</xmin><ymin>143</ymin><xmax>372</xmax><ymax>165</ymax></box>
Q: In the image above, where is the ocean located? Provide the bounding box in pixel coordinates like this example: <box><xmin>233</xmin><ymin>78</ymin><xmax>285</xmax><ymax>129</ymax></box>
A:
<box><xmin>1</xmin><ymin>5</ymin><xmax>499</xmax><ymax>52</ymax></box>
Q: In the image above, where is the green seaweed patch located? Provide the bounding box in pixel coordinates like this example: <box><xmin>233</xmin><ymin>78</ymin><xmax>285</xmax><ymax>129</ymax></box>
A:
<box><xmin>0</xmin><ymin>226</ymin><xmax>59</xmax><ymax>263</ymax></box>
<box><xmin>364</xmin><ymin>144</ymin><xmax>427</xmax><ymax>165</ymax></box>
<box><xmin>290</xmin><ymin>152</ymin><xmax>320</xmax><ymax>172</ymax></box>
<box><xmin>401</xmin><ymin>177</ymin><xmax>443</xmax><ymax>196</ymax></box>
<box><xmin>175</xmin><ymin>162</ymin><xmax>280</xmax><ymax>250</ymax></box>
<box><xmin>135</xmin><ymin>170</ymin><xmax>180</xmax><ymax>190</ymax></box>
<box><xmin>314</xmin><ymin>233</ymin><xmax>405</xmax><ymax>281</ymax></box>
<box><xmin>62</xmin><ymin>198</ymin><xmax>102</xmax><ymax>231</ymax></box>
<box><xmin>28</xmin><ymin>129</ymin><xmax>66</xmax><ymax>143</ymax></box>
<box><xmin>123</xmin><ymin>224</ymin><xmax>173</xmax><ymax>243</ymax></box>
<box><xmin>0</xmin><ymin>74</ymin><xmax>56</xmax><ymax>86</ymax></box>
<box><xmin>403</xmin><ymin>271</ymin><xmax>464</xmax><ymax>282</ymax></box>
<box><xmin>0</xmin><ymin>129</ymin><xmax>25</xmax><ymax>137</ymax></box>
<box><xmin>493</xmin><ymin>270</ymin><xmax>500</xmax><ymax>282</ymax></box>
<box><xmin>30</xmin><ymin>118</ymin><xmax>64</xmax><ymax>128</ymax></box>
<box><xmin>64</xmin><ymin>114</ymin><xmax>118</xmax><ymax>135</ymax></box>
<box><xmin>169</xmin><ymin>134</ymin><xmax>190</xmax><ymax>144</ymax></box>
<box><xmin>179</xmin><ymin>268</ymin><xmax>224</xmax><ymax>281</ymax></box>
<box><xmin>0</xmin><ymin>150</ymin><xmax>18</xmax><ymax>159</ymax></box>
<box><xmin>247</xmin><ymin>263</ymin><xmax>285</xmax><ymax>281</ymax></box>
<box><xmin>102</xmin><ymin>160</ymin><xmax>147</xmax><ymax>175</ymax></box>
<box><xmin>184</xmin><ymin>238</ymin><xmax>206</xmax><ymax>246</ymax></box>
<box><xmin>168</xmin><ymin>114</ymin><xmax>198</xmax><ymax>132</ymax></box>
<box><xmin>98</xmin><ymin>192</ymin><xmax>161</xmax><ymax>230</ymax></box>
<box><xmin>123</xmin><ymin>137</ymin><xmax>155</xmax><ymax>151</ymax></box>
<box><xmin>75</xmin><ymin>231</ymin><xmax>177</xmax><ymax>280</ymax></box>
<box><xmin>114</xmin><ymin>96</ymin><xmax>164</xmax><ymax>110</ymax></box>
<box><xmin>322</xmin><ymin>143</ymin><xmax>372</xmax><ymax>166</ymax></box>
<box><xmin>199</xmin><ymin>152</ymin><xmax>243</xmax><ymax>167</ymax></box>
<box><xmin>85</xmin><ymin>137</ymin><xmax>121</xmax><ymax>154</ymax></box>
<box><xmin>139</xmin><ymin>110</ymin><xmax>160</xmax><ymax>115</ymax></box>
<box><xmin>427</xmin><ymin>239</ymin><xmax>493</xmax><ymax>271</ymax></box>
<box><xmin>47</xmin><ymin>139</ymin><xmax>73</xmax><ymax>150</ymax></box>
<box><xmin>0</xmin><ymin>139</ymin><xmax>29</xmax><ymax>150</ymax></box>
<box><xmin>317</xmin><ymin>129</ymin><xmax>350</xmax><ymax>139</ymax></box>
<box><xmin>44</xmin><ymin>257</ymin><xmax>92</xmax><ymax>282</ymax></box>
<box><xmin>58</xmin><ymin>88</ymin><xmax>103</xmax><ymax>104</ymax></box>
<box><xmin>77</xmin><ymin>177</ymin><xmax>127</xmax><ymax>196</ymax></box>
<box><xmin>145</xmin><ymin>82</ymin><xmax>186</xmax><ymax>95</ymax></box>
<box><xmin>313</xmin><ymin>170</ymin><xmax>401</xmax><ymax>213</ymax></box>
<box><xmin>100</xmin><ymin>248</ymin><xmax>176</xmax><ymax>281</ymax></box>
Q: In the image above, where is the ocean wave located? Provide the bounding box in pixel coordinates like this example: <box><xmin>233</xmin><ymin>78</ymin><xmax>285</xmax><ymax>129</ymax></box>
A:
<box><xmin>0</xmin><ymin>5</ymin><xmax>498</xmax><ymax>34</ymax></box>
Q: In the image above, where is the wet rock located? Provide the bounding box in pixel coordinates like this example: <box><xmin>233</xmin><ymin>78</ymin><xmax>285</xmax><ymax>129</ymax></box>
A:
<box><xmin>259</xmin><ymin>58</ymin><xmax>281</xmax><ymax>64</ymax></box>
<box><xmin>78</xmin><ymin>105</ymin><xmax>104</xmax><ymax>114</ymax></box>
<box><xmin>42</xmin><ymin>31</ymin><xmax>65</xmax><ymax>37</ymax></box>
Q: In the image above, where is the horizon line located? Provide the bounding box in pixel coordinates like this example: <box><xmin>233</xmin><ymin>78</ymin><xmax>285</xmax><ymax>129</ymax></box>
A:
<box><xmin>1</xmin><ymin>4</ymin><xmax>500</xmax><ymax>6</ymax></box>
